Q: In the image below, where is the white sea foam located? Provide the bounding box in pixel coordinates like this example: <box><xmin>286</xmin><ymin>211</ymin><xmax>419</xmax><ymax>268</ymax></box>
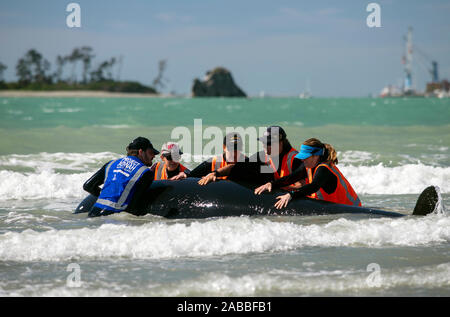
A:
<box><xmin>1</xmin><ymin>162</ymin><xmax>446</xmax><ymax>201</ymax></box>
<box><xmin>3</xmin><ymin>262</ymin><xmax>449</xmax><ymax>296</ymax></box>
<box><xmin>0</xmin><ymin>152</ymin><xmax>448</xmax><ymax>201</ymax></box>
<box><xmin>0</xmin><ymin>152</ymin><xmax>119</xmax><ymax>173</ymax></box>
<box><xmin>95</xmin><ymin>124</ymin><xmax>132</xmax><ymax>129</ymax></box>
<box><xmin>341</xmin><ymin>163</ymin><xmax>450</xmax><ymax>195</ymax></box>
<box><xmin>158</xmin><ymin>260</ymin><xmax>450</xmax><ymax>295</ymax></box>
<box><xmin>152</xmin><ymin>263</ymin><xmax>450</xmax><ymax>296</ymax></box>
<box><xmin>225</xmin><ymin>104</ymin><xmax>242</xmax><ymax>112</ymax></box>
<box><xmin>0</xmin><ymin>170</ymin><xmax>90</xmax><ymax>200</ymax></box>
<box><xmin>339</xmin><ymin>151</ymin><xmax>378</xmax><ymax>164</ymax></box>
<box><xmin>0</xmin><ymin>152</ymin><xmax>120</xmax><ymax>201</ymax></box>
<box><xmin>57</xmin><ymin>108</ymin><xmax>82</xmax><ymax>113</ymax></box>
<box><xmin>1</xmin><ymin>215</ymin><xmax>449</xmax><ymax>262</ymax></box>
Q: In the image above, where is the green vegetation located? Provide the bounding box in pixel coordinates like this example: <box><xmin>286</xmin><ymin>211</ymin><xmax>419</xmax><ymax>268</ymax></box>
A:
<box><xmin>0</xmin><ymin>79</ymin><xmax>156</xmax><ymax>93</ymax></box>
<box><xmin>0</xmin><ymin>47</ymin><xmax>162</xmax><ymax>94</ymax></box>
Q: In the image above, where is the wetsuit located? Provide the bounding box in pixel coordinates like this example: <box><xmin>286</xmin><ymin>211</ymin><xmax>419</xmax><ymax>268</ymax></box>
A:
<box><xmin>188</xmin><ymin>158</ymin><xmax>216</xmax><ymax>178</ymax></box>
<box><xmin>228</xmin><ymin>145</ymin><xmax>303</xmax><ymax>185</ymax></box>
<box><xmin>272</xmin><ymin>163</ymin><xmax>338</xmax><ymax>198</ymax></box>
<box><xmin>188</xmin><ymin>154</ymin><xmax>249</xmax><ymax>179</ymax></box>
<box><xmin>83</xmin><ymin>159</ymin><xmax>154</xmax><ymax>217</ymax></box>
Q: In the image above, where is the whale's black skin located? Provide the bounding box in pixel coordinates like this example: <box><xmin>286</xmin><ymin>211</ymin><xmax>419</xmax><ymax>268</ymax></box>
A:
<box><xmin>74</xmin><ymin>178</ymin><xmax>439</xmax><ymax>219</ymax></box>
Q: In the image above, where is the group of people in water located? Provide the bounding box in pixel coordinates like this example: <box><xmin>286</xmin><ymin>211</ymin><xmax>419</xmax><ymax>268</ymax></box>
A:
<box><xmin>83</xmin><ymin>126</ymin><xmax>361</xmax><ymax>217</ymax></box>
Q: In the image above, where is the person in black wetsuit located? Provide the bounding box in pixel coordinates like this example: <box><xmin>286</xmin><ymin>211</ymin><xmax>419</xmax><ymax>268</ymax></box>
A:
<box><xmin>82</xmin><ymin>137</ymin><xmax>159</xmax><ymax>217</ymax></box>
<box><xmin>198</xmin><ymin>126</ymin><xmax>307</xmax><ymax>186</ymax></box>
<box><xmin>190</xmin><ymin>132</ymin><xmax>249</xmax><ymax>180</ymax></box>
<box><xmin>272</xmin><ymin>138</ymin><xmax>361</xmax><ymax>209</ymax></box>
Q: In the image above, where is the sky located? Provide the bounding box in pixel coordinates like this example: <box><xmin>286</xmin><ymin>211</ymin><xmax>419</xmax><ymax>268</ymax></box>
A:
<box><xmin>1</xmin><ymin>0</ymin><xmax>449</xmax><ymax>97</ymax></box>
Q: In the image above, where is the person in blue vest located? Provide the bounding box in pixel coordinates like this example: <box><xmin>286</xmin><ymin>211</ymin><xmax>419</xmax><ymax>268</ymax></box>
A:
<box><xmin>83</xmin><ymin>137</ymin><xmax>159</xmax><ymax>217</ymax></box>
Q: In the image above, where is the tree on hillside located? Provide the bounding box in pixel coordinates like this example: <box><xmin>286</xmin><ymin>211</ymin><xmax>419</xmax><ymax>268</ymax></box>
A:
<box><xmin>8</xmin><ymin>47</ymin><xmax>158</xmax><ymax>93</ymax></box>
<box><xmin>105</xmin><ymin>57</ymin><xmax>116</xmax><ymax>81</ymax></box>
<box><xmin>15</xmin><ymin>49</ymin><xmax>51</xmax><ymax>84</ymax></box>
<box><xmin>16</xmin><ymin>58</ymin><xmax>32</xmax><ymax>84</ymax></box>
<box><xmin>0</xmin><ymin>62</ymin><xmax>7</xmax><ymax>82</ymax></box>
<box><xmin>80</xmin><ymin>46</ymin><xmax>95</xmax><ymax>84</ymax></box>
<box><xmin>52</xmin><ymin>46</ymin><xmax>95</xmax><ymax>84</ymax></box>
<box><xmin>54</xmin><ymin>55</ymin><xmax>66</xmax><ymax>83</ymax></box>
<box><xmin>90</xmin><ymin>57</ymin><xmax>117</xmax><ymax>82</ymax></box>
<box><xmin>152</xmin><ymin>59</ymin><xmax>168</xmax><ymax>92</ymax></box>
<box><xmin>67</xmin><ymin>47</ymin><xmax>83</xmax><ymax>83</ymax></box>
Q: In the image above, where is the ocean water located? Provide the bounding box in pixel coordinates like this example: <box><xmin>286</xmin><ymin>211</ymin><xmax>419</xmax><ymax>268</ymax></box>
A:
<box><xmin>0</xmin><ymin>96</ymin><xmax>449</xmax><ymax>297</ymax></box>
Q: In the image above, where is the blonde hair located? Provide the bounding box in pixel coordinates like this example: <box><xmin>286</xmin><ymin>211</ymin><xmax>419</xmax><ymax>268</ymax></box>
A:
<box><xmin>302</xmin><ymin>138</ymin><xmax>338</xmax><ymax>165</ymax></box>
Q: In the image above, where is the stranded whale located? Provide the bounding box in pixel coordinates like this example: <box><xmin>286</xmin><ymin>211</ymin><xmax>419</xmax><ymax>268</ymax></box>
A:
<box><xmin>74</xmin><ymin>178</ymin><xmax>440</xmax><ymax>218</ymax></box>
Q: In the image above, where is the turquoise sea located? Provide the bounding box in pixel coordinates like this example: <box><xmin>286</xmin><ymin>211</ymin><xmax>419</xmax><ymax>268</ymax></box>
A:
<box><xmin>0</xmin><ymin>96</ymin><xmax>449</xmax><ymax>296</ymax></box>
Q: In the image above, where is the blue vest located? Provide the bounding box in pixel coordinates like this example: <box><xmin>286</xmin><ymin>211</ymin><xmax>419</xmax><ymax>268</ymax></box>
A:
<box><xmin>94</xmin><ymin>156</ymin><xmax>150</xmax><ymax>212</ymax></box>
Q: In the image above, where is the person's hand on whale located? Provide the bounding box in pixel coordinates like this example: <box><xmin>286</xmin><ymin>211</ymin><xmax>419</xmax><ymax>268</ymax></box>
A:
<box><xmin>198</xmin><ymin>172</ymin><xmax>217</xmax><ymax>185</ymax></box>
<box><xmin>274</xmin><ymin>193</ymin><xmax>292</xmax><ymax>209</ymax></box>
<box><xmin>254</xmin><ymin>182</ymin><xmax>272</xmax><ymax>195</ymax></box>
<box><xmin>170</xmin><ymin>171</ymin><xmax>187</xmax><ymax>181</ymax></box>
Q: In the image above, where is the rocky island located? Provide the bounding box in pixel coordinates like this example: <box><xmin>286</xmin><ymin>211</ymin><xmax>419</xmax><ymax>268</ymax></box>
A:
<box><xmin>192</xmin><ymin>67</ymin><xmax>247</xmax><ymax>97</ymax></box>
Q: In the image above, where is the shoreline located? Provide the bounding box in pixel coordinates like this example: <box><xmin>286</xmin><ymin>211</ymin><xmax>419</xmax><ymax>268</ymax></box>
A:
<box><xmin>1</xmin><ymin>90</ymin><xmax>444</xmax><ymax>99</ymax></box>
<box><xmin>0</xmin><ymin>90</ymin><xmax>175</xmax><ymax>98</ymax></box>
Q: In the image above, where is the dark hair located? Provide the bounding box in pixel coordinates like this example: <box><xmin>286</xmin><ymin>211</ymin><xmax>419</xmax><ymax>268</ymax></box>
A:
<box><xmin>282</xmin><ymin>138</ymin><xmax>293</xmax><ymax>151</ymax></box>
<box><xmin>223</xmin><ymin>132</ymin><xmax>243</xmax><ymax>151</ymax></box>
<box><xmin>126</xmin><ymin>148</ymin><xmax>139</xmax><ymax>156</ymax></box>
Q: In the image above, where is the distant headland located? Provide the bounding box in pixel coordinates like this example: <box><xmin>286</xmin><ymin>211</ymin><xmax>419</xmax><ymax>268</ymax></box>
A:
<box><xmin>0</xmin><ymin>47</ymin><xmax>158</xmax><ymax>95</ymax></box>
<box><xmin>0</xmin><ymin>47</ymin><xmax>247</xmax><ymax>98</ymax></box>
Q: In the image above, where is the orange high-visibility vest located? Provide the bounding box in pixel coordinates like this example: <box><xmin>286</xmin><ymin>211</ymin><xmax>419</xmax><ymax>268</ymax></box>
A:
<box><xmin>306</xmin><ymin>167</ymin><xmax>317</xmax><ymax>199</ymax></box>
<box><xmin>266</xmin><ymin>148</ymin><xmax>315</xmax><ymax>194</ymax></box>
<box><xmin>266</xmin><ymin>148</ymin><xmax>298</xmax><ymax>180</ymax></box>
<box><xmin>211</xmin><ymin>156</ymin><xmax>229</xmax><ymax>180</ymax></box>
<box><xmin>154</xmin><ymin>162</ymin><xmax>187</xmax><ymax>180</ymax></box>
<box><xmin>312</xmin><ymin>163</ymin><xmax>361</xmax><ymax>206</ymax></box>
<box><xmin>285</xmin><ymin>167</ymin><xmax>316</xmax><ymax>198</ymax></box>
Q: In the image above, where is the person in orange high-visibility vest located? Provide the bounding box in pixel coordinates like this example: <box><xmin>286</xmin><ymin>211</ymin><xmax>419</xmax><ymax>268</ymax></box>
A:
<box><xmin>210</xmin><ymin>155</ymin><xmax>229</xmax><ymax>180</ymax></box>
<box><xmin>152</xmin><ymin>142</ymin><xmax>190</xmax><ymax>180</ymax></box>
<box><xmin>253</xmin><ymin>126</ymin><xmax>312</xmax><ymax>195</ymax></box>
<box><xmin>199</xmin><ymin>126</ymin><xmax>311</xmax><ymax>188</ymax></box>
<box><xmin>274</xmin><ymin>138</ymin><xmax>362</xmax><ymax>209</ymax></box>
<box><xmin>191</xmin><ymin>132</ymin><xmax>248</xmax><ymax>181</ymax></box>
<box><xmin>209</xmin><ymin>133</ymin><xmax>249</xmax><ymax>180</ymax></box>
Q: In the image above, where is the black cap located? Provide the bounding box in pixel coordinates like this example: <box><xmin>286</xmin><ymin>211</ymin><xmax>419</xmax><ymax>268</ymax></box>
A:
<box><xmin>128</xmin><ymin>137</ymin><xmax>160</xmax><ymax>154</ymax></box>
<box><xmin>258</xmin><ymin>126</ymin><xmax>287</xmax><ymax>145</ymax></box>
<box><xmin>223</xmin><ymin>132</ymin><xmax>243</xmax><ymax>151</ymax></box>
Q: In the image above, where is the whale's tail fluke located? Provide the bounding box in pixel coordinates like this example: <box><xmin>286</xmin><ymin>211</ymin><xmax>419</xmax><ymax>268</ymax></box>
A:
<box><xmin>412</xmin><ymin>186</ymin><xmax>441</xmax><ymax>216</ymax></box>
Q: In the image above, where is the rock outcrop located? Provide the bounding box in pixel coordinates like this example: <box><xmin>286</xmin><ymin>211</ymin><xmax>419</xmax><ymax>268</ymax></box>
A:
<box><xmin>192</xmin><ymin>67</ymin><xmax>246</xmax><ymax>97</ymax></box>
